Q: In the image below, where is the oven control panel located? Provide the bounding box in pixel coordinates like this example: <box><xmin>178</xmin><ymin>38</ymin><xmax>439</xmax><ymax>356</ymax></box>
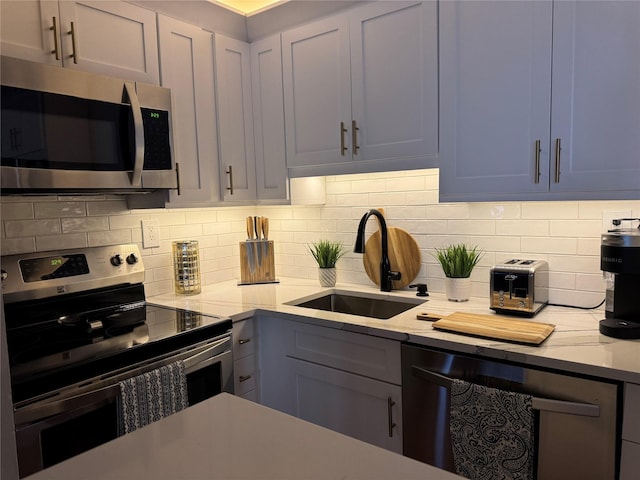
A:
<box><xmin>1</xmin><ymin>244</ymin><xmax>144</xmax><ymax>303</ymax></box>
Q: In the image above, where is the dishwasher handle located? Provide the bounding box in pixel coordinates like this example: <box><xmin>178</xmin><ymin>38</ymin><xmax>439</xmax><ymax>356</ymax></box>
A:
<box><xmin>411</xmin><ymin>365</ymin><xmax>600</xmax><ymax>418</ymax></box>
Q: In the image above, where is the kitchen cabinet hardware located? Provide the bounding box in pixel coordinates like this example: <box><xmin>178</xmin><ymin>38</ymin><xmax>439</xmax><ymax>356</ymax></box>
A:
<box><xmin>351</xmin><ymin>120</ymin><xmax>359</xmax><ymax>154</ymax></box>
<box><xmin>68</xmin><ymin>21</ymin><xmax>78</xmax><ymax>64</ymax></box>
<box><xmin>411</xmin><ymin>365</ymin><xmax>600</xmax><ymax>417</ymax></box>
<box><xmin>51</xmin><ymin>17</ymin><xmax>60</xmax><ymax>60</ymax></box>
<box><xmin>387</xmin><ymin>396</ymin><xmax>396</xmax><ymax>438</ymax></box>
<box><xmin>239</xmin><ymin>374</ymin><xmax>252</xmax><ymax>383</ymax></box>
<box><xmin>534</xmin><ymin>139</ymin><xmax>541</xmax><ymax>184</ymax></box>
<box><xmin>340</xmin><ymin>121</ymin><xmax>348</xmax><ymax>155</ymax></box>
<box><xmin>238</xmin><ymin>338</ymin><xmax>251</xmax><ymax>345</ymax></box>
<box><xmin>175</xmin><ymin>162</ymin><xmax>181</xmax><ymax>196</ymax></box>
<box><xmin>554</xmin><ymin>138</ymin><xmax>561</xmax><ymax>183</ymax></box>
<box><xmin>226</xmin><ymin>165</ymin><xmax>234</xmax><ymax>195</ymax></box>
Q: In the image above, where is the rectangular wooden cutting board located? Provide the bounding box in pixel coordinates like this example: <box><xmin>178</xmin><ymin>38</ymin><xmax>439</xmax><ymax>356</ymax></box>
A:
<box><xmin>429</xmin><ymin>311</ymin><xmax>555</xmax><ymax>345</ymax></box>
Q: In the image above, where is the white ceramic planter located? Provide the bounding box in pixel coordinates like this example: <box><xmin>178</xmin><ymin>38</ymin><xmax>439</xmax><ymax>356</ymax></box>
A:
<box><xmin>318</xmin><ymin>267</ymin><xmax>337</xmax><ymax>287</ymax></box>
<box><xmin>445</xmin><ymin>277</ymin><xmax>471</xmax><ymax>302</ymax></box>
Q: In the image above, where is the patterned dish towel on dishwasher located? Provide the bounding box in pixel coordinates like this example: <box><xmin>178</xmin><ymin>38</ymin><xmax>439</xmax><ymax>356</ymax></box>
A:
<box><xmin>117</xmin><ymin>361</ymin><xmax>188</xmax><ymax>435</ymax></box>
<box><xmin>450</xmin><ymin>378</ymin><xmax>535</xmax><ymax>480</ymax></box>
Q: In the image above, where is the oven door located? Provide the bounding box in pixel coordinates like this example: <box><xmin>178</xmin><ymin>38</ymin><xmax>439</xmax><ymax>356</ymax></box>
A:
<box><xmin>14</xmin><ymin>334</ymin><xmax>232</xmax><ymax>478</ymax></box>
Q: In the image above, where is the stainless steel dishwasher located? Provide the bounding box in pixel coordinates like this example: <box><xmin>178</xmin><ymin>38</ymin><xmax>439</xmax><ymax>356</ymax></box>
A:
<box><xmin>401</xmin><ymin>344</ymin><xmax>621</xmax><ymax>480</ymax></box>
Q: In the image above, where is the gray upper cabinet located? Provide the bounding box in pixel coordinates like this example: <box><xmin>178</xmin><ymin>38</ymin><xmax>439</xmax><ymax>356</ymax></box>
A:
<box><xmin>250</xmin><ymin>35</ymin><xmax>289</xmax><ymax>203</ymax></box>
<box><xmin>282</xmin><ymin>1</ymin><xmax>439</xmax><ymax>177</ymax></box>
<box><xmin>0</xmin><ymin>0</ymin><xmax>159</xmax><ymax>84</ymax></box>
<box><xmin>158</xmin><ymin>15</ymin><xmax>220</xmax><ymax>206</ymax></box>
<box><xmin>439</xmin><ymin>0</ymin><xmax>640</xmax><ymax>202</ymax></box>
<box><xmin>215</xmin><ymin>34</ymin><xmax>257</xmax><ymax>202</ymax></box>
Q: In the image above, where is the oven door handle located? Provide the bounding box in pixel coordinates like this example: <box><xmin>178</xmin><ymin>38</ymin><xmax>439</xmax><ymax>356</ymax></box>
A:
<box><xmin>183</xmin><ymin>336</ymin><xmax>231</xmax><ymax>374</ymax></box>
<box><xmin>14</xmin><ymin>384</ymin><xmax>121</xmax><ymax>426</ymax></box>
<box><xmin>411</xmin><ymin>365</ymin><xmax>600</xmax><ymax>417</ymax></box>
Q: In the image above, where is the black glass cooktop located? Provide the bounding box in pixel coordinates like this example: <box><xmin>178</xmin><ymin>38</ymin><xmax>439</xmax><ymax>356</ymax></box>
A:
<box><xmin>4</xmin><ymin>285</ymin><xmax>231</xmax><ymax>404</ymax></box>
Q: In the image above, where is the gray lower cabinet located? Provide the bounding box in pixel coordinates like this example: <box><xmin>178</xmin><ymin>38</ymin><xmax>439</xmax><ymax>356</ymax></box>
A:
<box><xmin>621</xmin><ymin>383</ymin><xmax>640</xmax><ymax>480</ymax></box>
<box><xmin>258</xmin><ymin>316</ymin><xmax>402</xmax><ymax>453</ymax></box>
<box><xmin>439</xmin><ymin>0</ymin><xmax>640</xmax><ymax>202</ymax></box>
<box><xmin>233</xmin><ymin>319</ymin><xmax>258</xmax><ymax>402</ymax></box>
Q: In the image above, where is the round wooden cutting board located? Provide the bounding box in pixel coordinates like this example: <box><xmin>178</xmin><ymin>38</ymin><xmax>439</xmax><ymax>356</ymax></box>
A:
<box><xmin>362</xmin><ymin>227</ymin><xmax>421</xmax><ymax>290</ymax></box>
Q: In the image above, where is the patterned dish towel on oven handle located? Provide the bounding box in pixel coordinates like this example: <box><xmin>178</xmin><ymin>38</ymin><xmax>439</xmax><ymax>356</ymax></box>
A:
<box><xmin>117</xmin><ymin>360</ymin><xmax>188</xmax><ymax>435</ymax></box>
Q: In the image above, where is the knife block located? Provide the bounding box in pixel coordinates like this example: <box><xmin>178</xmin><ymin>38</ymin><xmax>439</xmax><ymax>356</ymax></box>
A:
<box><xmin>239</xmin><ymin>240</ymin><xmax>277</xmax><ymax>285</ymax></box>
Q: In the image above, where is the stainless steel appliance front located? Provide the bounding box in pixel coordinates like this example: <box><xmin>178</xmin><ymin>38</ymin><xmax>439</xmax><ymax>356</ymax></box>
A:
<box><xmin>1</xmin><ymin>56</ymin><xmax>177</xmax><ymax>193</ymax></box>
<box><xmin>2</xmin><ymin>245</ymin><xmax>232</xmax><ymax>478</ymax></box>
<box><xmin>402</xmin><ymin>344</ymin><xmax>620</xmax><ymax>480</ymax></box>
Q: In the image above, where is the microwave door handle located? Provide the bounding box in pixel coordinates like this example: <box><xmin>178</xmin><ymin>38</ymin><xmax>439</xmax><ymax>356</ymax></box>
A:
<box><xmin>183</xmin><ymin>336</ymin><xmax>231</xmax><ymax>374</ymax></box>
<box><xmin>410</xmin><ymin>365</ymin><xmax>599</xmax><ymax>417</ymax></box>
<box><xmin>124</xmin><ymin>82</ymin><xmax>144</xmax><ymax>188</ymax></box>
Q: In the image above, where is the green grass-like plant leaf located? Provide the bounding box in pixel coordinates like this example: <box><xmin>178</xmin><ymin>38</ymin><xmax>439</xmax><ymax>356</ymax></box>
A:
<box><xmin>433</xmin><ymin>244</ymin><xmax>483</xmax><ymax>278</ymax></box>
<box><xmin>308</xmin><ymin>240</ymin><xmax>347</xmax><ymax>268</ymax></box>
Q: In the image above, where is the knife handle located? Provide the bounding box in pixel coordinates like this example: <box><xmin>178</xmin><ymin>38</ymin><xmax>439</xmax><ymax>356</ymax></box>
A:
<box><xmin>262</xmin><ymin>218</ymin><xmax>269</xmax><ymax>240</ymax></box>
<box><xmin>247</xmin><ymin>216</ymin><xmax>254</xmax><ymax>240</ymax></box>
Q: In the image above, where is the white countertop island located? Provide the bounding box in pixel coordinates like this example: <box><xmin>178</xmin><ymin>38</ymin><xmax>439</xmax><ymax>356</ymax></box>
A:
<box><xmin>26</xmin><ymin>393</ymin><xmax>462</xmax><ymax>480</ymax></box>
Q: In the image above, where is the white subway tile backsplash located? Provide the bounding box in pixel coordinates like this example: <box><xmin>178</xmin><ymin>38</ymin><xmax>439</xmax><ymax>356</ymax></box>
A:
<box><xmin>36</xmin><ymin>233</ymin><xmax>87</xmax><ymax>251</ymax></box>
<box><xmin>1</xmin><ymin>203</ymin><xmax>33</xmax><ymax>220</ymax></box>
<box><xmin>549</xmin><ymin>220</ymin><xmax>601</xmax><ymax>237</ymax></box>
<box><xmin>522</xmin><ymin>202</ymin><xmax>579</xmax><ymax>219</ymax></box>
<box><xmin>5</xmin><ymin>219</ymin><xmax>61</xmax><ymax>237</ymax></box>
<box><xmin>35</xmin><ymin>202</ymin><xmax>85</xmax><ymax>218</ymax></box>
<box><xmin>521</xmin><ymin>237</ymin><xmax>577</xmax><ymax>255</ymax></box>
<box><xmin>62</xmin><ymin>217</ymin><xmax>109</xmax><ymax>233</ymax></box>
<box><xmin>1</xmin><ymin>170</ymin><xmax>637</xmax><ymax>298</ymax></box>
<box><xmin>495</xmin><ymin>220</ymin><xmax>549</xmax><ymax>236</ymax></box>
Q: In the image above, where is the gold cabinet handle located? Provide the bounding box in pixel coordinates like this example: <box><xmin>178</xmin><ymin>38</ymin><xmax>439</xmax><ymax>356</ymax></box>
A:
<box><xmin>226</xmin><ymin>165</ymin><xmax>234</xmax><ymax>195</ymax></box>
<box><xmin>352</xmin><ymin>120</ymin><xmax>359</xmax><ymax>155</ymax></box>
<box><xmin>387</xmin><ymin>396</ymin><xmax>396</xmax><ymax>438</ymax></box>
<box><xmin>238</xmin><ymin>338</ymin><xmax>251</xmax><ymax>345</ymax></box>
<box><xmin>534</xmin><ymin>139</ymin><xmax>541</xmax><ymax>184</ymax></box>
<box><xmin>340</xmin><ymin>121</ymin><xmax>348</xmax><ymax>156</ymax></box>
<box><xmin>68</xmin><ymin>21</ymin><xmax>78</xmax><ymax>64</ymax></box>
<box><xmin>239</xmin><ymin>374</ymin><xmax>252</xmax><ymax>383</ymax></box>
<box><xmin>554</xmin><ymin>138</ymin><xmax>561</xmax><ymax>183</ymax></box>
<box><xmin>50</xmin><ymin>17</ymin><xmax>60</xmax><ymax>60</ymax></box>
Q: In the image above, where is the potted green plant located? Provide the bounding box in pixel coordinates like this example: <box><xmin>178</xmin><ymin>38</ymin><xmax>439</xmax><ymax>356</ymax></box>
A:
<box><xmin>308</xmin><ymin>240</ymin><xmax>347</xmax><ymax>287</ymax></box>
<box><xmin>433</xmin><ymin>244</ymin><xmax>483</xmax><ymax>301</ymax></box>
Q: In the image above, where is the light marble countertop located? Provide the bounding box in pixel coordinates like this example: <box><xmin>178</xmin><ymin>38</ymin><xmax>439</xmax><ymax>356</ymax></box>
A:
<box><xmin>26</xmin><ymin>393</ymin><xmax>463</xmax><ymax>480</ymax></box>
<box><xmin>149</xmin><ymin>278</ymin><xmax>640</xmax><ymax>384</ymax></box>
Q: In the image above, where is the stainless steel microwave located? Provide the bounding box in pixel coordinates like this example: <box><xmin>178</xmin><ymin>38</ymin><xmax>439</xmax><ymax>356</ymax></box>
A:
<box><xmin>1</xmin><ymin>56</ymin><xmax>178</xmax><ymax>194</ymax></box>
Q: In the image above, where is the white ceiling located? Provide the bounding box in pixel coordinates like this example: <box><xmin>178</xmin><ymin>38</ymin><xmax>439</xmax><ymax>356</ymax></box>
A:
<box><xmin>210</xmin><ymin>0</ymin><xmax>287</xmax><ymax>15</ymax></box>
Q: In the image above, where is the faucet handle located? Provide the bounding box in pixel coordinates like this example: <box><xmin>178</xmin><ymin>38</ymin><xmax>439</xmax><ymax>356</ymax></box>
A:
<box><xmin>388</xmin><ymin>271</ymin><xmax>402</xmax><ymax>281</ymax></box>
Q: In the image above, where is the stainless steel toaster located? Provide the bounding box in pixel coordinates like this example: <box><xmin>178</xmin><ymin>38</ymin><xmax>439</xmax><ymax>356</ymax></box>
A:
<box><xmin>490</xmin><ymin>259</ymin><xmax>549</xmax><ymax>316</ymax></box>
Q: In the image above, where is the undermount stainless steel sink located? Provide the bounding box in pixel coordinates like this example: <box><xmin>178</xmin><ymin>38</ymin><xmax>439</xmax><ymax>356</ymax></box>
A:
<box><xmin>288</xmin><ymin>291</ymin><xmax>426</xmax><ymax>320</ymax></box>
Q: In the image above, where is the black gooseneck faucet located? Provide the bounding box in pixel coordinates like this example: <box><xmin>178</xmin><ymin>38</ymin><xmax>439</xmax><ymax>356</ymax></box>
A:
<box><xmin>354</xmin><ymin>209</ymin><xmax>401</xmax><ymax>292</ymax></box>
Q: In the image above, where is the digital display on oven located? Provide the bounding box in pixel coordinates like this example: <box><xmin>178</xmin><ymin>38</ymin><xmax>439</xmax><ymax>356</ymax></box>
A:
<box><xmin>19</xmin><ymin>254</ymin><xmax>89</xmax><ymax>282</ymax></box>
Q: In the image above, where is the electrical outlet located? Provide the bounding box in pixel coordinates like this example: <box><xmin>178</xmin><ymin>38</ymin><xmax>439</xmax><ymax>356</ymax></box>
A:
<box><xmin>142</xmin><ymin>220</ymin><xmax>160</xmax><ymax>248</ymax></box>
<box><xmin>602</xmin><ymin>210</ymin><xmax>632</xmax><ymax>233</ymax></box>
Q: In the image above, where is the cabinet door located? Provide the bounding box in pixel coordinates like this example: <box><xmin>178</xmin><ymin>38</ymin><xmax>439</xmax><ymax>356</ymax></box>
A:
<box><xmin>282</xmin><ymin>15</ymin><xmax>352</xmax><ymax>169</ymax></box>
<box><xmin>215</xmin><ymin>34</ymin><xmax>257</xmax><ymax>202</ymax></box>
<box><xmin>439</xmin><ymin>1</ymin><xmax>553</xmax><ymax>202</ymax></box>
<box><xmin>550</xmin><ymin>1</ymin><xmax>640</xmax><ymax>195</ymax></box>
<box><xmin>0</xmin><ymin>0</ymin><xmax>61</xmax><ymax>65</ymax></box>
<box><xmin>350</xmin><ymin>1</ymin><xmax>438</xmax><ymax>167</ymax></box>
<box><xmin>57</xmin><ymin>1</ymin><xmax>159</xmax><ymax>84</ymax></box>
<box><xmin>158</xmin><ymin>15</ymin><xmax>220</xmax><ymax>206</ymax></box>
<box><xmin>288</xmin><ymin>357</ymin><xmax>403</xmax><ymax>454</ymax></box>
<box><xmin>250</xmin><ymin>35</ymin><xmax>289</xmax><ymax>202</ymax></box>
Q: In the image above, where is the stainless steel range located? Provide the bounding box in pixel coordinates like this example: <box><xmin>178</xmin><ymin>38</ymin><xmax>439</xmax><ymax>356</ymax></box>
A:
<box><xmin>1</xmin><ymin>244</ymin><xmax>233</xmax><ymax>478</ymax></box>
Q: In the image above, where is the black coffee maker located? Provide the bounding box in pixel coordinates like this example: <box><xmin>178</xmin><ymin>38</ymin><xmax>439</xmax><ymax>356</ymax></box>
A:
<box><xmin>600</xmin><ymin>218</ymin><xmax>640</xmax><ymax>339</ymax></box>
